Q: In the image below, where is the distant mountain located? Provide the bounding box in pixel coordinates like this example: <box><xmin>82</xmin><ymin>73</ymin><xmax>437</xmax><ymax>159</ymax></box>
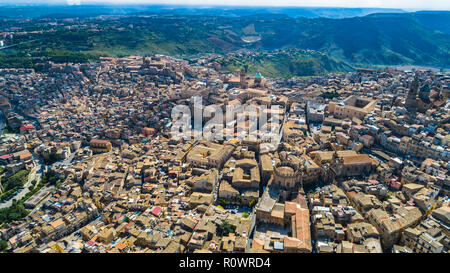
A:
<box><xmin>132</xmin><ymin>6</ymin><xmax>406</xmax><ymax>19</ymax></box>
<box><xmin>1</xmin><ymin>10</ymin><xmax>449</xmax><ymax>72</ymax></box>
<box><xmin>0</xmin><ymin>4</ymin><xmax>406</xmax><ymax>19</ymax></box>
<box><xmin>0</xmin><ymin>5</ymin><xmax>143</xmax><ymax>18</ymax></box>
<box><xmin>412</xmin><ymin>12</ymin><xmax>450</xmax><ymax>34</ymax></box>
<box><xmin>266</xmin><ymin>14</ymin><xmax>450</xmax><ymax>67</ymax></box>
<box><xmin>367</xmin><ymin>11</ymin><xmax>450</xmax><ymax>35</ymax></box>
<box><xmin>204</xmin><ymin>13</ymin><xmax>450</xmax><ymax>67</ymax></box>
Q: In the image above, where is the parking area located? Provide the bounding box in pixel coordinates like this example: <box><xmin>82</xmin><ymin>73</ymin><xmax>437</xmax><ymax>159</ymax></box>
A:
<box><xmin>223</xmin><ymin>204</ymin><xmax>252</xmax><ymax>218</ymax></box>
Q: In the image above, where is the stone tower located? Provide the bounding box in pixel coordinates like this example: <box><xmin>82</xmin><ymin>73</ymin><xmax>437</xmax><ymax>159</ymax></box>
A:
<box><xmin>405</xmin><ymin>75</ymin><xmax>419</xmax><ymax>112</ymax></box>
<box><xmin>239</xmin><ymin>68</ymin><xmax>246</xmax><ymax>89</ymax></box>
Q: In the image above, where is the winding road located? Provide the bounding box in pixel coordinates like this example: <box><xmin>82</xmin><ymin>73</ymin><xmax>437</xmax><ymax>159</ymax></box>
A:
<box><xmin>0</xmin><ymin>154</ymin><xmax>43</xmax><ymax>209</ymax></box>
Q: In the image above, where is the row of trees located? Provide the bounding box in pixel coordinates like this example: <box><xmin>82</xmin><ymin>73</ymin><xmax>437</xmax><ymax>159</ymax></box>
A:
<box><xmin>0</xmin><ymin>170</ymin><xmax>30</xmax><ymax>202</ymax></box>
<box><xmin>218</xmin><ymin>197</ymin><xmax>256</xmax><ymax>207</ymax></box>
<box><xmin>0</xmin><ymin>169</ymin><xmax>60</xmax><ymax>225</ymax></box>
<box><xmin>2</xmin><ymin>170</ymin><xmax>30</xmax><ymax>191</ymax></box>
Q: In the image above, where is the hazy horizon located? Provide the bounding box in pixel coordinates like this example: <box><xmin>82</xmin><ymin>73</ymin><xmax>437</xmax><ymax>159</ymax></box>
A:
<box><xmin>0</xmin><ymin>0</ymin><xmax>449</xmax><ymax>11</ymax></box>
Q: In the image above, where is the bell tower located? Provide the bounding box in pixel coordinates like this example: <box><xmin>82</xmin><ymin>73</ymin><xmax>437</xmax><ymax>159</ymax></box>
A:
<box><xmin>405</xmin><ymin>75</ymin><xmax>419</xmax><ymax>112</ymax></box>
<box><xmin>239</xmin><ymin>68</ymin><xmax>246</xmax><ymax>89</ymax></box>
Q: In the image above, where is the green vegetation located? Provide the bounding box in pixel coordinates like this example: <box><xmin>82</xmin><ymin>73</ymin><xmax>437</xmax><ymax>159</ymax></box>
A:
<box><xmin>41</xmin><ymin>169</ymin><xmax>61</xmax><ymax>186</ymax></box>
<box><xmin>0</xmin><ymin>178</ymin><xmax>45</xmax><ymax>225</ymax></box>
<box><xmin>217</xmin><ymin>49</ymin><xmax>353</xmax><ymax>78</ymax></box>
<box><xmin>0</xmin><ymin>240</ymin><xmax>8</xmax><ymax>251</ymax></box>
<box><xmin>2</xmin><ymin>123</ymin><xmax>19</xmax><ymax>135</ymax></box>
<box><xmin>242</xmin><ymin>212</ymin><xmax>249</xmax><ymax>218</ymax></box>
<box><xmin>382</xmin><ymin>193</ymin><xmax>393</xmax><ymax>202</ymax></box>
<box><xmin>0</xmin><ymin>12</ymin><xmax>448</xmax><ymax>72</ymax></box>
<box><xmin>0</xmin><ymin>188</ymin><xmax>17</xmax><ymax>202</ymax></box>
<box><xmin>42</xmin><ymin>152</ymin><xmax>59</xmax><ymax>165</ymax></box>
<box><xmin>217</xmin><ymin>220</ymin><xmax>236</xmax><ymax>236</ymax></box>
<box><xmin>0</xmin><ymin>54</ymin><xmax>34</xmax><ymax>69</ymax></box>
<box><xmin>237</xmin><ymin>195</ymin><xmax>242</xmax><ymax>202</ymax></box>
<box><xmin>1</xmin><ymin>170</ymin><xmax>30</xmax><ymax>198</ymax></box>
<box><xmin>19</xmin><ymin>181</ymin><xmax>45</xmax><ymax>207</ymax></box>
<box><xmin>217</xmin><ymin>205</ymin><xmax>224</xmax><ymax>210</ymax></box>
<box><xmin>0</xmin><ymin>199</ymin><xmax>28</xmax><ymax>225</ymax></box>
<box><xmin>55</xmin><ymin>180</ymin><xmax>64</xmax><ymax>189</ymax></box>
<box><xmin>320</xmin><ymin>91</ymin><xmax>340</xmax><ymax>99</ymax></box>
<box><xmin>0</xmin><ymin>51</ymin><xmax>91</xmax><ymax>70</ymax></box>
<box><xmin>38</xmin><ymin>49</ymin><xmax>92</xmax><ymax>64</ymax></box>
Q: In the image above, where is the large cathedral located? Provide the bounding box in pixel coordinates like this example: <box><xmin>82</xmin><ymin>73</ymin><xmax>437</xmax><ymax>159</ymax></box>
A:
<box><xmin>404</xmin><ymin>75</ymin><xmax>437</xmax><ymax>118</ymax></box>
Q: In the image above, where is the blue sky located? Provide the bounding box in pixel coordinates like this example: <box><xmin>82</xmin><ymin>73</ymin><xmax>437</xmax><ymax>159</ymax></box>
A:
<box><xmin>4</xmin><ymin>0</ymin><xmax>450</xmax><ymax>10</ymax></box>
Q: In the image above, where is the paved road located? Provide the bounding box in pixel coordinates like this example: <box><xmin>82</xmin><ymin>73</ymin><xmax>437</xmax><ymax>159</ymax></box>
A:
<box><xmin>0</xmin><ymin>39</ymin><xmax>40</xmax><ymax>51</ymax></box>
<box><xmin>52</xmin><ymin>152</ymin><xmax>75</xmax><ymax>168</ymax></box>
<box><xmin>0</xmin><ymin>155</ymin><xmax>43</xmax><ymax>209</ymax></box>
<box><xmin>24</xmin><ymin>153</ymin><xmax>77</xmax><ymax>213</ymax></box>
<box><xmin>0</xmin><ymin>111</ymin><xmax>5</xmax><ymax>136</ymax></box>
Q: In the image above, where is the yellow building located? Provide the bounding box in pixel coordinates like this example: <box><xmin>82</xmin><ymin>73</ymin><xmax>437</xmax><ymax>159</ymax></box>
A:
<box><xmin>90</xmin><ymin>139</ymin><xmax>112</xmax><ymax>153</ymax></box>
<box><xmin>328</xmin><ymin>96</ymin><xmax>377</xmax><ymax>120</ymax></box>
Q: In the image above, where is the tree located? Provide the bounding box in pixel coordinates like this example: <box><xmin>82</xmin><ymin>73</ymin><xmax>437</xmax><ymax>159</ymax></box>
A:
<box><xmin>43</xmin><ymin>152</ymin><xmax>59</xmax><ymax>165</ymax></box>
<box><xmin>0</xmin><ymin>203</ymin><xmax>28</xmax><ymax>224</ymax></box>
<box><xmin>218</xmin><ymin>220</ymin><xmax>235</xmax><ymax>236</ymax></box>
<box><xmin>3</xmin><ymin>170</ymin><xmax>30</xmax><ymax>191</ymax></box>
<box><xmin>242</xmin><ymin>212</ymin><xmax>249</xmax><ymax>218</ymax></box>
<box><xmin>43</xmin><ymin>169</ymin><xmax>60</xmax><ymax>185</ymax></box>
<box><xmin>0</xmin><ymin>240</ymin><xmax>8</xmax><ymax>251</ymax></box>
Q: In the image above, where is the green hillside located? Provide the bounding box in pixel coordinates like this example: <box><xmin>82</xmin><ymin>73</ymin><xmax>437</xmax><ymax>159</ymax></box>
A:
<box><xmin>216</xmin><ymin>50</ymin><xmax>353</xmax><ymax>78</ymax></box>
<box><xmin>1</xmin><ymin>12</ymin><xmax>449</xmax><ymax>73</ymax></box>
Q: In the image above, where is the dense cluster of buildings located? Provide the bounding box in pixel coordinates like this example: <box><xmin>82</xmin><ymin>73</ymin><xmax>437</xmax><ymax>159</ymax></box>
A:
<box><xmin>0</xmin><ymin>54</ymin><xmax>448</xmax><ymax>253</ymax></box>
